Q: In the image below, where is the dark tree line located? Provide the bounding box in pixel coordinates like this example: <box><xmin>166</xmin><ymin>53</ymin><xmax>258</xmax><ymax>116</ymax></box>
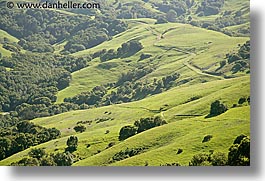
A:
<box><xmin>11</xmin><ymin>135</ymin><xmax>78</xmax><ymax>166</ymax></box>
<box><xmin>226</xmin><ymin>41</ymin><xmax>250</xmax><ymax>73</ymax></box>
<box><xmin>64</xmin><ymin>67</ymin><xmax>180</xmax><ymax>107</ymax></box>
<box><xmin>0</xmin><ymin>52</ymin><xmax>91</xmax><ymax>117</ymax></box>
<box><xmin>99</xmin><ymin>40</ymin><xmax>143</xmax><ymax>62</ymax></box>
<box><xmin>0</xmin><ymin>8</ymin><xmax>127</xmax><ymax>54</ymax></box>
<box><xmin>0</xmin><ymin>121</ymin><xmax>60</xmax><ymax>161</ymax></box>
<box><xmin>196</xmin><ymin>0</ymin><xmax>224</xmax><ymax>16</ymax></box>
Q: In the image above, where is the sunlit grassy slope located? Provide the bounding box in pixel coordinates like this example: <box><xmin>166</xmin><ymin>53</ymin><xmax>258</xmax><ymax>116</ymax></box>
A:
<box><xmin>56</xmin><ymin>19</ymin><xmax>248</xmax><ymax>103</ymax></box>
<box><xmin>76</xmin><ymin>106</ymin><xmax>249</xmax><ymax>166</ymax></box>
<box><xmin>0</xmin><ymin>76</ymin><xmax>250</xmax><ymax>166</ymax></box>
<box><xmin>0</xmin><ymin>29</ymin><xmax>19</xmax><ymax>57</ymax></box>
<box><xmin>0</xmin><ymin>0</ymin><xmax>250</xmax><ymax>166</ymax></box>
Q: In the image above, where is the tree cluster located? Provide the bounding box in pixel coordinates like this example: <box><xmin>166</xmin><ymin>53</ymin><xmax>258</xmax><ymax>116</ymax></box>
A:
<box><xmin>11</xmin><ymin>148</ymin><xmax>75</xmax><ymax>166</ymax></box>
<box><xmin>64</xmin><ymin>68</ymin><xmax>180</xmax><ymax>107</ymax></box>
<box><xmin>189</xmin><ymin>134</ymin><xmax>250</xmax><ymax>166</ymax></box>
<box><xmin>189</xmin><ymin>151</ymin><xmax>227</xmax><ymax>166</ymax></box>
<box><xmin>228</xmin><ymin>134</ymin><xmax>250</xmax><ymax>166</ymax></box>
<box><xmin>109</xmin><ymin>147</ymin><xmax>146</xmax><ymax>164</ymax></box>
<box><xmin>10</xmin><ymin>135</ymin><xmax>79</xmax><ymax>166</ymax></box>
<box><xmin>0</xmin><ymin>53</ymin><xmax>92</xmax><ymax>120</ymax></box>
<box><xmin>206</xmin><ymin>100</ymin><xmax>228</xmax><ymax>118</ymax></box>
<box><xmin>119</xmin><ymin>116</ymin><xmax>167</xmax><ymax>141</ymax></box>
<box><xmin>226</xmin><ymin>41</ymin><xmax>250</xmax><ymax>73</ymax></box>
<box><xmin>0</xmin><ymin>8</ymin><xmax>127</xmax><ymax>53</ymax></box>
<box><xmin>196</xmin><ymin>0</ymin><xmax>224</xmax><ymax>16</ymax></box>
<box><xmin>0</xmin><ymin>121</ymin><xmax>60</xmax><ymax>161</ymax></box>
<box><xmin>99</xmin><ymin>40</ymin><xmax>143</xmax><ymax>62</ymax></box>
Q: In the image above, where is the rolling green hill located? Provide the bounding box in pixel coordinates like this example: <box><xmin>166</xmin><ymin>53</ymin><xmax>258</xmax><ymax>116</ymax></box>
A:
<box><xmin>0</xmin><ymin>0</ymin><xmax>250</xmax><ymax>166</ymax></box>
<box><xmin>0</xmin><ymin>75</ymin><xmax>249</xmax><ymax>166</ymax></box>
<box><xmin>56</xmin><ymin>21</ymin><xmax>248</xmax><ymax>103</ymax></box>
<box><xmin>75</xmin><ymin>106</ymin><xmax>249</xmax><ymax>166</ymax></box>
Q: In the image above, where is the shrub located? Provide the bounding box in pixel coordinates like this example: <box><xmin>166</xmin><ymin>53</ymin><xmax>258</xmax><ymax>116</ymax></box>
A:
<box><xmin>40</xmin><ymin>156</ymin><xmax>56</xmax><ymax>166</ymax></box>
<box><xmin>202</xmin><ymin>135</ymin><xmax>213</xmax><ymax>143</ymax></box>
<box><xmin>233</xmin><ymin>134</ymin><xmax>247</xmax><ymax>144</ymax></box>
<box><xmin>228</xmin><ymin>54</ymin><xmax>241</xmax><ymax>64</ymax></box>
<box><xmin>73</xmin><ymin>124</ymin><xmax>86</xmax><ymax>133</ymax></box>
<box><xmin>166</xmin><ymin>9</ymin><xmax>177</xmax><ymax>22</ymax></box>
<box><xmin>134</xmin><ymin>116</ymin><xmax>167</xmax><ymax>133</ymax></box>
<box><xmin>247</xmin><ymin>96</ymin><xmax>250</xmax><ymax>105</ymax></box>
<box><xmin>207</xmin><ymin>100</ymin><xmax>228</xmax><ymax>117</ymax></box>
<box><xmin>51</xmin><ymin>152</ymin><xmax>74</xmax><ymax>166</ymax></box>
<box><xmin>111</xmin><ymin>147</ymin><xmax>145</xmax><ymax>163</ymax></box>
<box><xmin>155</xmin><ymin>17</ymin><xmax>168</xmax><ymax>24</ymax></box>
<box><xmin>119</xmin><ymin>116</ymin><xmax>167</xmax><ymax>141</ymax></box>
<box><xmin>232</xmin><ymin>104</ymin><xmax>237</xmax><ymax>108</ymax></box>
<box><xmin>211</xmin><ymin>152</ymin><xmax>227</xmax><ymax>166</ymax></box>
<box><xmin>66</xmin><ymin>136</ymin><xmax>78</xmax><ymax>152</ymax></box>
<box><xmin>28</xmin><ymin>148</ymin><xmax>46</xmax><ymax>160</ymax></box>
<box><xmin>219</xmin><ymin>60</ymin><xmax>226</xmax><ymax>68</ymax></box>
<box><xmin>160</xmin><ymin>162</ymin><xmax>181</xmax><ymax>166</ymax></box>
<box><xmin>228</xmin><ymin>135</ymin><xmax>250</xmax><ymax>166</ymax></box>
<box><xmin>106</xmin><ymin>142</ymin><xmax>115</xmax><ymax>149</ymax></box>
<box><xmin>11</xmin><ymin>157</ymin><xmax>39</xmax><ymax>166</ymax></box>
<box><xmin>139</xmin><ymin>53</ymin><xmax>152</xmax><ymax>61</ymax></box>
<box><xmin>177</xmin><ymin>148</ymin><xmax>183</xmax><ymax>154</ymax></box>
<box><xmin>189</xmin><ymin>151</ymin><xmax>227</xmax><ymax>166</ymax></box>
<box><xmin>119</xmin><ymin>125</ymin><xmax>137</xmax><ymax>141</ymax></box>
<box><xmin>189</xmin><ymin>153</ymin><xmax>211</xmax><ymax>166</ymax></box>
<box><xmin>238</xmin><ymin>97</ymin><xmax>246</xmax><ymax>104</ymax></box>
<box><xmin>190</xmin><ymin>20</ymin><xmax>201</xmax><ymax>27</ymax></box>
<box><xmin>105</xmin><ymin>130</ymin><xmax>110</xmax><ymax>134</ymax></box>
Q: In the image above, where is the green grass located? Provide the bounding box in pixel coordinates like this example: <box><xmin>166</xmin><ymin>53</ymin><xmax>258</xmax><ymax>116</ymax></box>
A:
<box><xmin>76</xmin><ymin>106</ymin><xmax>249</xmax><ymax>166</ymax></box>
<box><xmin>0</xmin><ymin>0</ymin><xmax>250</xmax><ymax>166</ymax></box>
<box><xmin>53</xmin><ymin>40</ymin><xmax>68</xmax><ymax>54</ymax></box>
<box><xmin>57</xmin><ymin>21</ymin><xmax>248</xmax><ymax>103</ymax></box>
<box><xmin>0</xmin><ymin>76</ymin><xmax>249</xmax><ymax>166</ymax></box>
<box><xmin>193</xmin><ymin>0</ymin><xmax>249</xmax><ymax>23</ymax></box>
<box><xmin>0</xmin><ymin>29</ymin><xmax>20</xmax><ymax>57</ymax></box>
<box><xmin>0</xmin><ymin>45</ymin><xmax>12</xmax><ymax>57</ymax></box>
<box><xmin>56</xmin><ymin>59</ymin><xmax>127</xmax><ymax>102</ymax></box>
<box><xmin>0</xmin><ymin>29</ymin><xmax>19</xmax><ymax>43</ymax></box>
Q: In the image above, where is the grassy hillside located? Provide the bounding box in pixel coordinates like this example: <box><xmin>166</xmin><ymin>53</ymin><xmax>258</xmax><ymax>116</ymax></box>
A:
<box><xmin>56</xmin><ymin>20</ymin><xmax>248</xmax><ymax>103</ymax></box>
<box><xmin>0</xmin><ymin>76</ymin><xmax>249</xmax><ymax>166</ymax></box>
<box><xmin>0</xmin><ymin>29</ymin><xmax>19</xmax><ymax>56</ymax></box>
<box><xmin>75</xmin><ymin>106</ymin><xmax>249</xmax><ymax>166</ymax></box>
<box><xmin>0</xmin><ymin>0</ymin><xmax>250</xmax><ymax>166</ymax></box>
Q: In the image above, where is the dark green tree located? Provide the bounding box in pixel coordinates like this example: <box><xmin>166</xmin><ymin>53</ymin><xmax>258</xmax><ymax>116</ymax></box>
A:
<box><xmin>51</xmin><ymin>152</ymin><xmax>74</xmax><ymax>166</ymax></box>
<box><xmin>238</xmin><ymin>97</ymin><xmax>246</xmax><ymax>104</ymax></box>
<box><xmin>0</xmin><ymin>137</ymin><xmax>11</xmax><ymax>160</ymax></box>
<box><xmin>189</xmin><ymin>153</ymin><xmax>211</xmax><ymax>166</ymax></box>
<box><xmin>73</xmin><ymin>124</ymin><xmax>86</xmax><ymax>133</ymax></box>
<box><xmin>155</xmin><ymin>17</ymin><xmax>168</xmax><ymax>24</ymax></box>
<box><xmin>119</xmin><ymin>125</ymin><xmax>137</xmax><ymax>141</ymax></box>
<box><xmin>208</xmin><ymin>100</ymin><xmax>228</xmax><ymax>117</ymax></box>
<box><xmin>11</xmin><ymin>157</ymin><xmax>39</xmax><ymax>166</ymax></box>
<box><xmin>211</xmin><ymin>152</ymin><xmax>227</xmax><ymax>166</ymax></box>
<box><xmin>40</xmin><ymin>156</ymin><xmax>56</xmax><ymax>166</ymax></box>
<box><xmin>28</xmin><ymin>148</ymin><xmax>46</xmax><ymax>160</ymax></box>
<box><xmin>66</xmin><ymin>136</ymin><xmax>78</xmax><ymax>152</ymax></box>
<box><xmin>134</xmin><ymin>116</ymin><xmax>167</xmax><ymax>133</ymax></box>
<box><xmin>166</xmin><ymin>9</ymin><xmax>177</xmax><ymax>22</ymax></box>
<box><xmin>228</xmin><ymin>135</ymin><xmax>250</xmax><ymax>166</ymax></box>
